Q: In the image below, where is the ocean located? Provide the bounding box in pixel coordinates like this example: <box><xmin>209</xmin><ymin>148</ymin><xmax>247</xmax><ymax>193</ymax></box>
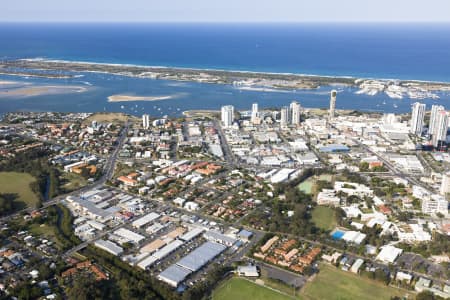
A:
<box><xmin>0</xmin><ymin>23</ymin><xmax>449</xmax><ymax>116</ymax></box>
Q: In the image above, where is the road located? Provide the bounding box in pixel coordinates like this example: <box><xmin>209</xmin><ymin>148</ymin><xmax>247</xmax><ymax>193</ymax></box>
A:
<box><xmin>213</xmin><ymin>119</ymin><xmax>237</xmax><ymax>167</ymax></box>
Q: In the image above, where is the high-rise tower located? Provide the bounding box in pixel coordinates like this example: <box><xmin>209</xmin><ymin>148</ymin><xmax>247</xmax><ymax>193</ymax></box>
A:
<box><xmin>410</xmin><ymin>102</ymin><xmax>426</xmax><ymax>135</ymax></box>
<box><xmin>329</xmin><ymin>90</ymin><xmax>337</xmax><ymax>119</ymax></box>
<box><xmin>221</xmin><ymin>105</ymin><xmax>234</xmax><ymax>128</ymax></box>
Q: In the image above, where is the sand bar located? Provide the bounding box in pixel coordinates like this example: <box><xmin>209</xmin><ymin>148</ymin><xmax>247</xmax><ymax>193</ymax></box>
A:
<box><xmin>0</xmin><ymin>85</ymin><xmax>87</xmax><ymax>97</ymax></box>
<box><xmin>107</xmin><ymin>94</ymin><xmax>175</xmax><ymax>102</ymax></box>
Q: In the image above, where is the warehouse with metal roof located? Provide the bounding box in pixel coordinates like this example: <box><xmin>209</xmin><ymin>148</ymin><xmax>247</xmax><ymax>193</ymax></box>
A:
<box><xmin>179</xmin><ymin>227</ymin><xmax>204</xmax><ymax>242</ymax></box>
<box><xmin>176</xmin><ymin>241</ymin><xmax>227</xmax><ymax>272</ymax></box>
<box><xmin>203</xmin><ymin>230</ymin><xmax>237</xmax><ymax>246</ymax></box>
<box><xmin>153</xmin><ymin>240</ymin><xmax>184</xmax><ymax>260</ymax></box>
<box><xmin>158</xmin><ymin>265</ymin><xmax>192</xmax><ymax>287</ymax></box>
<box><xmin>132</xmin><ymin>212</ymin><xmax>160</xmax><ymax>228</ymax></box>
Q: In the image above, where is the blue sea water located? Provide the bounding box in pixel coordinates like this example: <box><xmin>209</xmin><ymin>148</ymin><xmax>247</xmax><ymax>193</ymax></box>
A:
<box><xmin>0</xmin><ymin>23</ymin><xmax>449</xmax><ymax>116</ymax></box>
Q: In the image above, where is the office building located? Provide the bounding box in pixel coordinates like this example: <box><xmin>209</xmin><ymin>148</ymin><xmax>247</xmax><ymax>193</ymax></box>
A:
<box><xmin>290</xmin><ymin>101</ymin><xmax>301</xmax><ymax>125</ymax></box>
<box><xmin>329</xmin><ymin>90</ymin><xmax>337</xmax><ymax>119</ymax></box>
<box><xmin>142</xmin><ymin>114</ymin><xmax>150</xmax><ymax>129</ymax></box>
<box><xmin>221</xmin><ymin>105</ymin><xmax>234</xmax><ymax>128</ymax></box>
<box><xmin>432</xmin><ymin>110</ymin><xmax>448</xmax><ymax>148</ymax></box>
<box><xmin>410</xmin><ymin>102</ymin><xmax>426</xmax><ymax>135</ymax></box>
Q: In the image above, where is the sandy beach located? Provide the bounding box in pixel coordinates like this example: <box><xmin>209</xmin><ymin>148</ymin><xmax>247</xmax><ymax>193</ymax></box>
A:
<box><xmin>107</xmin><ymin>94</ymin><xmax>175</xmax><ymax>102</ymax></box>
<box><xmin>0</xmin><ymin>80</ymin><xmax>21</xmax><ymax>85</ymax></box>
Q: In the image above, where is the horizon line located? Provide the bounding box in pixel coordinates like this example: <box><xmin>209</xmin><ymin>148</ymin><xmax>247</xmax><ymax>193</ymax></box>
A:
<box><xmin>1</xmin><ymin>20</ymin><xmax>450</xmax><ymax>24</ymax></box>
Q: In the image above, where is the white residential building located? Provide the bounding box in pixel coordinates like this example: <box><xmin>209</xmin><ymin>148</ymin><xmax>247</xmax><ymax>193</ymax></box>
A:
<box><xmin>441</xmin><ymin>172</ymin><xmax>450</xmax><ymax>196</ymax></box>
<box><xmin>221</xmin><ymin>105</ymin><xmax>234</xmax><ymax>128</ymax></box>
<box><xmin>280</xmin><ymin>106</ymin><xmax>289</xmax><ymax>127</ymax></box>
<box><xmin>431</xmin><ymin>110</ymin><xmax>448</xmax><ymax>148</ymax></box>
<box><xmin>251</xmin><ymin>103</ymin><xmax>259</xmax><ymax>124</ymax></box>
<box><xmin>142</xmin><ymin>114</ymin><xmax>150</xmax><ymax>129</ymax></box>
<box><xmin>429</xmin><ymin>105</ymin><xmax>445</xmax><ymax>136</ymax></box>
<box><xmin>410</xmin><ymin>102</ymin><xmax>426</xmax><ymax>135</ymax></box>
<box><xmin>422</xmin><ymin>194</ymin><xmax>448</xmax><ymax>215</ymax></box>
<box><xmin>290</xmin><ymin>101</ymin><xmax>301</xmax><ymax>125</ymax></box>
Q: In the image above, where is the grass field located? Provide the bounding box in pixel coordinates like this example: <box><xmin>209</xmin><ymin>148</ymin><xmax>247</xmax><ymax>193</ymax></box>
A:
<box><xmin>213</xmin><ymin>277</ymin><xmax>294</xmax><ymax>300</ymax></box>
<box><xmin>298</xmin><ymin>174</ymin><xmax>333</xmax><ymax>196</ymax></box>
<box><xmin>301</xmin><ymin>264</ymin><xmax>413</xmax><ymax>300</ymax></box>
<box><xmin>28</xmin><ymin>223</ymin><xmax>63</xmax><ymax>248</ymax></box>
<box><xmin>61</xmin><ymin>172</ymin><xmax>87</xmax><ymax>192</ymax></box>
<box><xmin>0</xmin><ymin>172</ymin><xmax>40</xmax><ymax>209</ymax></box>
<box><xmin>311</xmin><ymin>206</ymin><xmax>336</xmax><ymax>231</ymax></box>
<box><xmin>298</xmin><ymin>179</ymin><xmax>313</xmax><ymax>194</ymax></box>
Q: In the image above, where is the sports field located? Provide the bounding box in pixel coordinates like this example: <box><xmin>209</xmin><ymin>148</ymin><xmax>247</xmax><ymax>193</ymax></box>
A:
<box><xmin>301</xmin><ymin>264</ymin><xmax>413</xmax><ymax>300</ymax></box>
<box><xmin>0</xmin><ymin>172</ymin><xmax>40</xmax><ymax>208</ymax></box>
<box><xmin>311</xmin><ymin>206</ymin><xmax>336</xmax><ymax>231</ymax></box>
<box><xmin>298</xmin><ymin>179</ymin><xmax>313</xmax><ymax>194</ymax></box>
<box><xmin>213</xmin><ymin>277</ymin><xmax>294</xmax><ymax>300</ymax></box>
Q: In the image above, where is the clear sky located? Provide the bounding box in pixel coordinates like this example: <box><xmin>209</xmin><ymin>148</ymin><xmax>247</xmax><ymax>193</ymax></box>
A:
<box><xmin>2</xmin><ymin>0</ymin><xmax>450</xmax><ymax>23</ymax></box>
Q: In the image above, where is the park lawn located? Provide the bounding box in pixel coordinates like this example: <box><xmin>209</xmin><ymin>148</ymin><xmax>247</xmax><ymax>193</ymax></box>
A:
<box><xmin>213</xmin><ymin>277</ymin><xmax>295</xmax><ymax>300</ymax></box>
<box><xmin>311</xmin><ymin>206</ymin><xmax>336</xmax><ymax>231</ymax></box>
<box><xmin>0</xmin><ymin>172</ymin><xmax>40</xmax><ymax>209</ymax></box>
<box><xmin>301</xmin><ymin>264</ymin><xmax>413</xmax><ymax>300</ymax></box>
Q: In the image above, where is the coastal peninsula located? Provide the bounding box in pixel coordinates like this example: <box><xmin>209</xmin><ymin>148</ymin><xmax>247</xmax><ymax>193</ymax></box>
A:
<box><xmin>1</xmin><ymin>59</ymin><xmax>450</xmax><ymax>100</ymax></box>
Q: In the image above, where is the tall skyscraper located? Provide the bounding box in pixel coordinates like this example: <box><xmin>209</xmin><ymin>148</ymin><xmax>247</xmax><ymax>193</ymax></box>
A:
<box><xmin>290</xmin><ymin>101</ymin><xmax>301</xmax><ymax>125</ymax></box>
<box><xmin>432</xmin><ymin>110</ymin><xmax>448</xmax><ymax>148</ymax></box>
<box><xmin>142</xmin><ymin>114</ymin><xmax>150</xmax><ymax>129</ymax></box>
<box><xmin>429</xmin><ymin>105</ymin><xmax>445</xmax><ymax>136</ymax></box>
<box><xmin>329</xmin><ymin>90</ymin><xmax>337</xmax><ymax>119</ymax></box>
<box><xmin>280</xmin><ymin>106</ymin><xmax>289</xmax><ymax>127</ymax></box>
<box><xmin>221</xmin><ymin>105</ymin><xmax>234</xmax><ymax>128</ymax></box>
<box><xmin>410</xmin><ymin>102</ymin><xmax>426</xmax><ymax>135</ymax></box>
<box><xmin>251</xmin><ymin>103</ymin><xmax>259</xmax><ymax>124</ymax></box>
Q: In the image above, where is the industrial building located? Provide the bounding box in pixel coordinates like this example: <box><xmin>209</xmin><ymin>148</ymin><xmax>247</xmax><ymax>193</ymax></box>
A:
<box><xmin>114</xmin><ymin>228</ymin><xmax>145</xmax><ymax>244</ymax></box>
<box><xmin>176</xmin><ymin>241</ymin><xmax>226</xmax><ymax>272</ymax></box>
<box><xmin>203</xmin><ymin>230</ymin><xmax>237</xmax><ymax>246</ymax></box>
<box><xmin>158</xmin><ymin>265</ymin><xmax>192</xmax><ymax>287</ymax></box>
<box><xmin>158</xmin><ymin>241</ymin><xmax>227</xmax><ymax>287</ymax></box>
<box><xmin>132</xmin><ymin>212</ymin><xmax>161</xmax><ymax>228</ymax></box>
<box><xmin>94</xmin><ymin>239</ymin><xmax>124</xmax><ymax>256</ymax></box>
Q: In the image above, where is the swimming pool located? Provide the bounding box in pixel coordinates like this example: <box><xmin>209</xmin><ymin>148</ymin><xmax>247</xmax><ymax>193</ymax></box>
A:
<box><xmin>332</xmin><ymin>230</ymin><xmax>345</xmax><ymax>240</ymax></box>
